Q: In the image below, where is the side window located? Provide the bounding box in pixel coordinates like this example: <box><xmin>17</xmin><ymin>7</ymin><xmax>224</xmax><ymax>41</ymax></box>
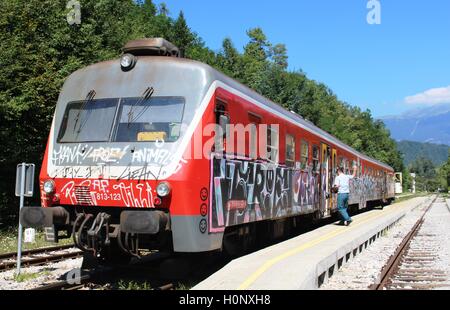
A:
<box><xmin>248</xmin><ymin>112</ymin><xmax>261</xmax><ymax>160</ymax></box>
<box><xmin>267</xmin><ymin>125</ymin><xmax>279</xmax><ymax>163</ymax></box>
<box><xmin>312</xmin><ymin>145</ymin><xmax>320</xmax><ymax>173</ymax></box>
<box><xmin>301</xmin><ymin>140</ymin><xmax>309</xmax><ymax>170</ymax></box>
<box><xmin>215</xmin><ymin>100</ymin><xmax>228</xmax><ymax>125</ymax></box>
<box><xmin>214</xmin><ymin>100</ymin><xmax>228</xmax><ymax>152</ymax></box>
<box><xmin>338</xmin><ymin>156</ymin><xmax>344</xmax><ymax>170</ymax></box>
<box><xmin>344</xmin><ymin>158</ymin><xmax>349</xmax><ymax>174</ymax></box>
<box><xmin>285</xmin><ymin>134</ymin><xmax>295</xmax><ymax>167</ymax></box>
<box><xmin>351</xmin><ymin>160</ymin><xmax>357</xmax><ymax>175</ymax></box>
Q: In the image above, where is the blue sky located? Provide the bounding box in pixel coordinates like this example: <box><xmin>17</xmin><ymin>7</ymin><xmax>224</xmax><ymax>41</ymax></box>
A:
<box><xmin>154</xmin><ymin>0</ymin><xmax>450</xmax><ymax>117</ymax></box>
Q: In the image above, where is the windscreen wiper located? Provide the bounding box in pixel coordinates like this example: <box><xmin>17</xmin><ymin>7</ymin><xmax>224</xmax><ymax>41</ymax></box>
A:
<box><xmin>127</xmin><ymin>86</ymin><xmax>154</xmax><ymax>127</ymax></box>
<box><xmin>73</xmin><ymin>89</ymin><xmax>96</xmax><ymax>134</ymax></box>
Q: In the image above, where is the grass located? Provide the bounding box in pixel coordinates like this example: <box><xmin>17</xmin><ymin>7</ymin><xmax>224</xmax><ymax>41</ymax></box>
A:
<box><xmin>13</xmin><ymin>270</ymin><xmax>51</xmax><ymax>282</ymax></box>
<box><xmin>117</xmin><ymin>280</ymin><xmax>153</xmax><ymax>290</ymax></box>
<box><xmin>175</xmin><ymin>282</ymin><xmax>193</xmax><ymax>290</ymax></box>
<box><xmin>0</xmin><ymin>228</ymin><xmax>72</xmax><ymax>255</ymax></box>
<box><xmin>116</xmin><ymin>280</ymin><xmax>193</xmax><ymax>290</ymax></box>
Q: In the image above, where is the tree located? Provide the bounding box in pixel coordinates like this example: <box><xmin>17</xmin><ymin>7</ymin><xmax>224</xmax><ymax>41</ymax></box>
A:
<box><xmin>409</xmin><ymin>157</ymin><xmax>439</xmax><ymax>192</ymax></box>
<box><xmin>242</xmin><ymin>28</ymin><xmax>271</xmax><ymax>92</ymax></box>
<box><xmin>437</xmin><ymin>151</ymin><xmax>450</xmax><ymax>192</ymax></box>
<box><xmin>158</xmin><ymin>3</ymin><xmax>169</xmax><ymax>16</ymax></box>
<box><xmin>271</xmin><ymin>44</ymin><xmax>288</xmax><ymax>70</ymax></box>
<box><xmin>171</xmin><ymin>11</ymin><xmax>194</xmax><ymax>57</ymax></box>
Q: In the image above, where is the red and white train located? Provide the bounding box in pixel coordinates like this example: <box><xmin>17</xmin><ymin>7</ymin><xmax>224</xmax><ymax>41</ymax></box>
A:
<box><xmin>20</xmin><ymin>38</ymin><xmax>395</xmax><ymax>261</ymax></box>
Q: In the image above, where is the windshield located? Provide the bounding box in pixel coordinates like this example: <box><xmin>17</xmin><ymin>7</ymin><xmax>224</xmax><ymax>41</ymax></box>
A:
<box><xmin>114</xmin><ymin>97</ymin><xmax>185</xmax><ymax>142</ymax></box>
<box><xmin>58</xmin><ymin>98</ymin><xmax>118</xmax><ymax>143</ymax></box>
<box><xmin>57</xmin><ymin>97</ymin><xmax>185</xmax><ymax>143</ymax></box>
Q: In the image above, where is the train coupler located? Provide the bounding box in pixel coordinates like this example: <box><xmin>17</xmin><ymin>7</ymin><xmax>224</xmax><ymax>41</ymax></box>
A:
<box><xmin>72</xmin><ymin>212</ymin><xmax>114</xmax><ymax>256</ymax></box>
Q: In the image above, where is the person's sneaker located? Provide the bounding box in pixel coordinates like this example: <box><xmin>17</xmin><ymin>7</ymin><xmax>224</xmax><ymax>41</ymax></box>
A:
<box><xmin>345</xmin><ymin>220</ymin><xmax>353</xmax><ymax>226</ymax></box>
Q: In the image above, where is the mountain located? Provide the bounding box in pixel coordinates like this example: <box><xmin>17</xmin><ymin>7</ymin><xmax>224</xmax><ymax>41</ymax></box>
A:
<box><xmin>380</xmin><ymin>103</ymin><xmax>450</xmax><ymax>145</ymax></box>
<box><xmin>396</xmin><ymin>140</ymin><xmax>449</xmax><ymax>167</ymax></box>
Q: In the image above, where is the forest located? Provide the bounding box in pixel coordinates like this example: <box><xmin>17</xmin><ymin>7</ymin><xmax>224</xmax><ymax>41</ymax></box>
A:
<box><xmin>0</xmin><ymin>0</ymin><xmax>443</xmax><ymax>228</ymax></box>
<box><xmin>396</xmin><ymin>141</ymin><xmax>449</xmax><ymax>166</ymax></box>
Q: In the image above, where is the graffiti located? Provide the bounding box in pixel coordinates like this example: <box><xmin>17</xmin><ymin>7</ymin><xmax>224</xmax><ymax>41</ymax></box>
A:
<box><xmin>292</xmin><ymin>168</ymin><xmax>319</xmax><ymax>213</ymax></box>
<box><xmin>209</xmin><ymin>156</ymin><xmax>320</xmax><ymax>232</ymax></box>
<box><xmin>51</xmin><ymin>144</ymin><xmax>129</xmax><ymax>165</ymax></box>
<box><xmin>115</xmin><ymin>164</ymin><xmax>159</xmax><ymax>181</ymax></box>
<box><xmin>349</xmin><ymin>175</ymin><xmax>379</xmax><ymax>208</ymax></box>
<box><xmin>59</xmin><ymin>179</ymin><xmax>154</xmax><ymax>208</ymax></box>
<box><xmin>209</xmin><ymin>156</ymin><xmax>391</xmax><ymax>232</ymax></box>
<box><xmin>50</xmin><ymin>143</ymin><xmax>186</xmax><ymax>180</ymax></box>
<box><xmin>131</xmin><ymin>148</ymin><xmax>175</xmax><ymax>165</ymax></box>
<box><xmin>87</xmin><ymin>146</ymin><xmax>129</xmax><ymax>163</ymax></box>
<box><xmin>60</xmin><ymin>180</ymin><xmax>95</xmax><ymax>205</ymax></box>
<box><xmin>51</xmin><ymin>145</ymin><xmax>92</xmax><ymax>165</ymax></box>
<box><xmin>112</xmin><ymin>182</ymin><xmax>153</xmax><ymax>208</ymax></box>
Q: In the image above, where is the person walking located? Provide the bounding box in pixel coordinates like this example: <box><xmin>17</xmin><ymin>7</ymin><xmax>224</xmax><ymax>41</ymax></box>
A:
<box><xmin>333</xmin><ymin>165</ymin><xmax>357</xmax><ymax>226</ymax></box>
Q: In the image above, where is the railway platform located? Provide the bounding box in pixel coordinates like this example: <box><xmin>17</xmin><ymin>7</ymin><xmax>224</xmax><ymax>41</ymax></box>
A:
<box><xmin>192</xmin><ymin>196</ymin><xmax>433</xmax><ymax>290</ymax></box>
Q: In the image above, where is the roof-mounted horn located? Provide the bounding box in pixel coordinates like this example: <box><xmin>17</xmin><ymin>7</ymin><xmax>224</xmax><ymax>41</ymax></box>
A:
<box><xmin>123</xmin><ymin>38</ymin><xmax>180</xmax><ymax>57</ymax></box>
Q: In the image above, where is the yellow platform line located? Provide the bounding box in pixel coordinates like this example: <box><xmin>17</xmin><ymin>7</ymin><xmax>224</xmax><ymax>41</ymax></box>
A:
<box><xmin>237</xmin><ymin>203</ymin><xmax>408</xmax><ymax>290</ymax></box>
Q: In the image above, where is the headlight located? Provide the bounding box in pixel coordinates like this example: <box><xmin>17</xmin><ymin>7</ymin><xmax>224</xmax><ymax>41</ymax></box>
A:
<box><xmin>120</xmin><ymin>53</ymin><xmax>136</xmax><ymax>71</ymax></box>
<box><xmin>43</xmin><ymin>180</ymin><xmax>55</xmax><ymax>195</ymax></box>
<box><xmin>156</xmin><ymin>182</ymin><xmax>171</xmax><ymax>197</ymax></box>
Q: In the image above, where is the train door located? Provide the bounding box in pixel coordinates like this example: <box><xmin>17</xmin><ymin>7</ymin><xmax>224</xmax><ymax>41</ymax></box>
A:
<box><xmin>331</xmin><ymin>149</ymin><xmax>337</xmax><ymax>210</ymax></box>
<box><xmin>320</xmin><ymin>143</ymin><xmax>332</xmax><ymax>217</ymax></box>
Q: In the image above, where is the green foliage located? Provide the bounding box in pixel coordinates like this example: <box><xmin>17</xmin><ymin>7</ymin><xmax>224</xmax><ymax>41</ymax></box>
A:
<box><xmin>0</xmin><ymin>0</ymin><xmax>405</xmax><ymax>228</ymax></box>
<box><xmin>117</xmin><ymin>280</ymin><xmax>153</xmax><ymax>290</ymax></box>
<box><xmin>0</xmin><ymin>228</ymin><xmax>71</xmax><ymax>254</ymax></box>
<box><xmin>396</xmin><ymin>140</ymin><xmax>450</xmax><ymax>166</ymax></box>
<box><xmin>437</xmin><ymin>150</ymin><xmax>450</xmax><ymax>192</ymax></box>
<box><xmin>409</xmin><ymin>156</ymin><xmax>441</xmax><ymax>192</ymax></box>
<box><xmin>14</xmin><ymin>270</ymin><xmax>51</xmax><ymax>282</ymax></box>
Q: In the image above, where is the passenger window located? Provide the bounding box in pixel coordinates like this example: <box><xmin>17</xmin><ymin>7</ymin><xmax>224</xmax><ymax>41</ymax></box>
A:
<box><xmin>338</xmin><ymin>156</ymin><xmax>344</xmax><ymax>170</ymax></box>
<box><xmin>351</xmin><ymin>160</ymin><xmax>357</xmax><ymax>175</ymax></box>
<box><xmin>214</xmin><ymin>100</ymin><xmax>228</xmax><ymax>152</ymax></box>
<box><xmin>267</xmin><ymin>125</ymin><xmax>279</xmax><ymax>163</ymax></box>
<box><xmin>301</xmin><ymin>140</ymin><xmax>309</xmax><ymax>170</ymax></box>
<box><xmin>248</xmin><ymin>112</ymin><xmax>261</xmax><ymax>160</ymax></box>
<box><xmin>312</xmin><ymin>145</ymin><xmax>319</xmax><ymax>173</ymax></box>
<box><xmin>285</xmin><ymin>134</ymin><xmax>295</xmax><ymax>167</ymax></box>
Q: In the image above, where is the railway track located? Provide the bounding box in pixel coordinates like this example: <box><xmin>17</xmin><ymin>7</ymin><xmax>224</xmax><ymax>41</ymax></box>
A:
<box><xmin>29</xmin><ymin>251</ymin><xmax>183</xmax><ymax>290</ymax></box>
<box><xmin>32</xmin><ymin>268</ymin><xmax>175</xmax><ymax>291</ymax></box>
<box><xmin>0</xmin><ymin>244</ymin><xmax>82</xmax><ymax>271</ymax></box>
<box><xmin>372</xmin><ymin>196</ymin><xmax>450</xmax><ymax>290</ymax></box>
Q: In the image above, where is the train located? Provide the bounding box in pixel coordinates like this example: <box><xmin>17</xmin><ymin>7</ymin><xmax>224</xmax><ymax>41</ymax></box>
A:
<box><xmin>20</xmin><ymin>38</ymin><xmax>395</xmax><ymax>263</ymax></box>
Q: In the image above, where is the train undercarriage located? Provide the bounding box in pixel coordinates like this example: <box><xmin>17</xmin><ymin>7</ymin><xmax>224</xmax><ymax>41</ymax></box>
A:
<box><xmin>20</xmin><ymin>205</ymin><xmax>172</xmax><ymax>264</ymax></box>
<box><xmin>20</xmin><ymin>197</ymin><xmax>393</xmax><ymax>264</ymax></box>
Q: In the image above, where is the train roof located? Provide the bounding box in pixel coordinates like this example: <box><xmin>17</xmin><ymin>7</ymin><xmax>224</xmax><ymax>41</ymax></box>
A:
<box><xmin>70</xmin><ymin>53</ymin><xmax>393</xmax><ymax>172</ymax></box>
<box><xmin>177</xmin><ymin>57</ymin><xmax>394</xmax><ymax>172</ymax></box>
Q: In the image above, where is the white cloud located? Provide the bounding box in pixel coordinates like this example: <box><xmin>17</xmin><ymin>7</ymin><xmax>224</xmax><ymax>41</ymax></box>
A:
<box><xmin>405</xmin><ymin>85</ymin><xmax>450</xmax><ymax>105</ymax></box>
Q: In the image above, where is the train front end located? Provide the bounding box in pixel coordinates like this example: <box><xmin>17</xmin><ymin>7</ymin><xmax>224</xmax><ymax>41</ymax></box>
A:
<box><xmin>19</xmin><ymin>38</ymin><xmax>219</xmax><ymax>261</ymax></box>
